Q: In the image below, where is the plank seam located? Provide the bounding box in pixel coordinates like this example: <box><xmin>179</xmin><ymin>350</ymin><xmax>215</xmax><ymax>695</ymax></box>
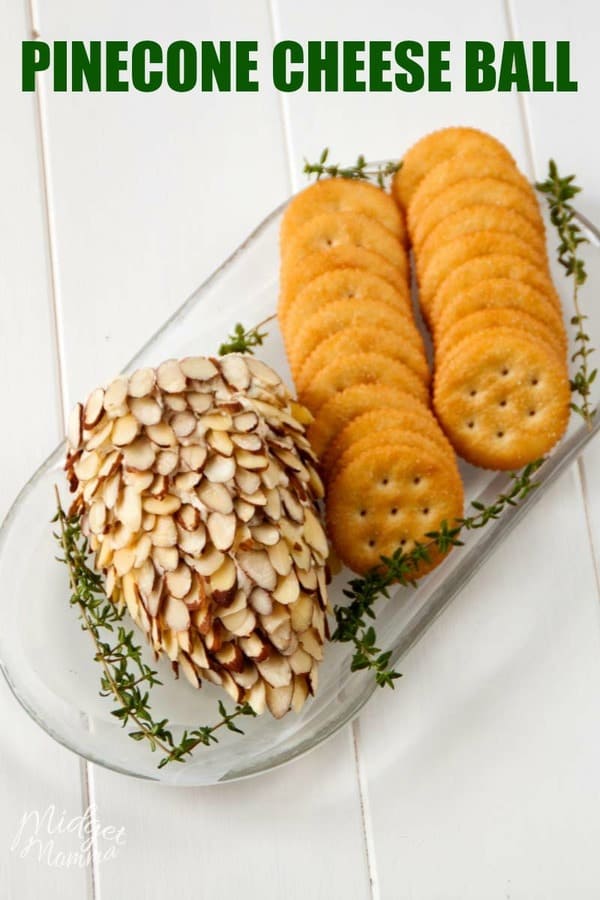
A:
<box><xmin>266</xmin><ymin>0</ymin><xmax>296</xmax><ymax>191</ymax></box>
<box><xmin>352</xmin><ymin>719</ymin><xmax>379</xmax><ymax>900</ymax></box>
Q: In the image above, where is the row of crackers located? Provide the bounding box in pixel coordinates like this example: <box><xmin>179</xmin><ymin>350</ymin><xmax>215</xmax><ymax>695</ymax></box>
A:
<box><xmin>278</xmin><ymin>177</ymin><xmax>463</xmax><ymax>577</ymax></box>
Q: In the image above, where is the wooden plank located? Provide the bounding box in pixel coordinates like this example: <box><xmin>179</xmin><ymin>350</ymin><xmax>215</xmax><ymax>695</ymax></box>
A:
<box><xmin>32</xmin><ymin>2</ymin><xmax>371</xmax><ymax>897</ymax></box>
<box><xmin>0</xmin><ymin>2</ymin><xmax>89</xmax><ymax>898</ymax></box>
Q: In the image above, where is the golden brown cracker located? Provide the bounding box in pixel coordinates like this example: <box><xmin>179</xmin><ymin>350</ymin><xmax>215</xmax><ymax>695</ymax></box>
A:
<box><xmin>408</xmin><ymin>152</ymin><xmax>528</xmax><ymax>231</ymax></box>
<box><xmin>393</xmin><ymin>127</ymin><xmax>515</xmax><ymax>210</ymax></box>
<box><xmin>335</xmin><ymin>429</ymin><xmax>457</xmax><ymax>486</ymax></box>
<box><xmin>323</xmin><ymin>407</ymin><xmax>454</xmax><ymax>476</ymax></box>
<box><xmin>281</xmin><ymin>178</ymin><xmax>407</xmax><ymax>247</ymax></box>
<box><xmin>279</xmin><ymin>245</ymin><xmax>407</xmax><ymax>309</ymax></box>
<box><xmin>308</xmin><ymin>385</ymin><xmax>430</xmax><ymax>459</ymax></box>
<box><xmin>433</xmin><ymin>328</ymin><xmax>570</xmax><ymax>469</ymax></box>
<box><xmin>282</xmin><ymin>212</ymin><xmax>408</xmax><ymax>277</ymax></box>
<box><xmin>298</xmin><ymin>352</ymin><xmax>429</xmax><ymax>413</ymax></box>
<box><xmin>419</xmin><ymin>231</ymin><xmax>549</xmax><ymax>316</ymax></box>
<box><xmin>433</xmin><ymin>279</ymin><xmax>567</xmax><ymax>348</ymax></box>
<box><xmin>326</xmin><ymin>444</ymin><xmax>464</xmax><ymax>576</ymax></box>
<box><xmin>419</xmin><ymin>205</ymin><xmax>547</xmax><ymax>275</ymax></box>
<box><xmin>410</xmin><ymin>177</ymin><xmax>543</xmax><ymax>250</ymax></box>
<box><xmin>287</xmin><ymin>297</ymin><xmax>424</xmax><ymax>379</ymax></box>
<box><xmin>296</xmin><ymin>325</ymin><xmax>429</xmax><ymax>396</ymax></box>
<box><xmin>436</xmin><ymin>307</ymin><xmax>566</xmax><ymax>365</ymax></box>
<box><xmin>280</xmin><ymin>267</ymin><xmax>413</xmax><ymax>334</ymax></box>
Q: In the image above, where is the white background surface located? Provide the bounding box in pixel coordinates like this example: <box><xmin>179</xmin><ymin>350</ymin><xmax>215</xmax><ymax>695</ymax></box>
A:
<box><xmin>2</xmin><ymin>2</ymin><xmax>600</xmax><ymax>898</ymax></box>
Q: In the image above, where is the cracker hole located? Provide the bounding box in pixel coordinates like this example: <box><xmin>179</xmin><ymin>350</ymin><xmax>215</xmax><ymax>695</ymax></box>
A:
<box><xmin>467</xmin><ymin>421</ymin><xmax>475</xmax><ymax>429</ymax></box>
<box><xmin>499</xmin><ymin>400</ymin><xmax>507</xmax><ymax>407</ymax></box>
<box><xmin>497</xmin><ymin>431</ymin><xmax>504</xmax><ymax>438</ymax></box>
<box><xmin>390</xmin><ymin>508</ymin><xmax>398</xmax><ymax>516</ymax></box>
<box><xmin>531</xmin><ymin>377</ymin><xmax>539</xmax><ymax>386</ymax></box>
<box><xmin>529</xmin><ymin>409</ymin><xmax>536</xmax><ymax>417</ymax></box>
<box><xmin>381</xmin><ymin>478</ymin><xmax>389</xmax><ymax>486</ymax></box>
<box><xmin>400</xmin><ymin>539</ymin><xmax>407</xmax><ymax>546</ymax></box>
<box><xmin>413</xmin><ymin>476</ymin><xmax>421</xmax><ymax>485</ymax></box>
<box><xmin>501</xmin><ymin>368</ymin><xmax>510</xmax><ymax>376</ymax></box>
<box><xmin>469</xmin><ymin>389</ymin><xmax>477</xmax><ymax>397</ymax></box>
<box><xmin>368</xmin><ymin>539</ymin><xmax>376</xmax><ymax>548</ymax></box>
<box><xmin>422</xmin><ymin>507</ymin><xmax>430</xmax><ymax>515</ymax></box>
<box><xmin>359</xmin><ymin>509</ymin><xmax>367</xmax><ymax>517</ymax></box>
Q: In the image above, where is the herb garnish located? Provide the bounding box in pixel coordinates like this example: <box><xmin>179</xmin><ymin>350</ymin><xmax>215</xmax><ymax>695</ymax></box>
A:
<box><xmin>53</xmin><ymin>489</ymin><xmax>255</xmax><ymax>768</ymax></box>
<box><xmin>303</xmin><ymin>148</ymin><xmax>401</xmax><ymax>189</ymax></box>
<box><xmin>332</xmin><ymin>460</ymin><xmax>544</xmax><ymax>685</ymax></box>
<box><xmin>218</xmin><ymin>315</ymin><xmax>276</xmax><ymax>356</ymax></box>
<box><xmin>536</xmin><ymin>161</ymin><xmax>595</xmax><ymax>429</ymax></box>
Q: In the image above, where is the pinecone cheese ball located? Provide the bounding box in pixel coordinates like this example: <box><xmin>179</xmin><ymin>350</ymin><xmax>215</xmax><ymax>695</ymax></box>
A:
<box><xmin>65</xmin><ymin>354</ymin><xmax>329</xmax><ymax>719</ymax></box>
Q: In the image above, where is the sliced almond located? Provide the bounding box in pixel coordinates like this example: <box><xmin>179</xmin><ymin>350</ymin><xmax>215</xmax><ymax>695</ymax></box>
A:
<box><xmin>112</xmin><ymin>522</ymin><xmax>135</xmax><ymax>550</ymax></box>
<box><xmin>136</xmin><ymin>557</ymin><xmax>156</xmax><ymax>597</ymax></box>
<box><xmin>204</xmin><ymin>454</ymin><xmax>236</xmax><ymax>484</ymax></box>
<box><xmin>88</xmin><ymin>500</ymin><xmax>106</xmax><ymax>534</ymax></box>
<box><xmin>122</xmin><ymin>469</ymin><xmax>154</xmax><ymax>493</ymax></box>
<box><xmin>123</xmin><ymin>437</ymin><xmax>156</xmax><ymax>470</ymax></box>
<box><xmin>128</xmin><ymin>367</ymin><xmax>156</xmax><ymax>398</ymax></box>
<box><xmin>98</xmin><ymin>449</ymin><xmax>121</xmax><ymax>478</ymax></box>
<box><xmin>273</xmin><ymin>570</ymin><xmax>300</xmax><ymax>605</ymax></box>
<box><xmin>257</xmin><ymin>654</ymin><xmax>292</xmax><ymax>688</ymax></box>
<box><xmin>102</xmin><ymin>472</ymin><xmax>121</xmax><ymax>509</ymax></box>
<box><xmin>198</xmin><ymin>412</ymin><xmax>232</xmax><ymax>433</ymax></box>
<box><xmin>291</xmin><ymin>674</ymin><xmax>309</xmax><ymax>713</ymax></box>
<box><xmin>152</xmin><ymin>546</ymin><xmax>179</xmax><ymax>573</ymax></box>
<box><xmin>103</xmin><ymin>376</ymin><xmax>129</xmax><ymax>416</ymax></box>
<box><xmin>251</xmin><ymin>524</ymin><xmax>280</xmax><ymax>547</ymax></box>
<box><xmin>143</xmin><ymin>494</ymin><xmax>181</xmax><ymax>515</ymax></box>
<box><xmin>197</xmin><ymin>481</ymin><xmax>234</xmax><ymax>514</ymax></box>
<box><xmin>289</xmin><ymin>647</ymin><xmax>312</xmax><ymax>675</ymax></box>
<box><xmin>151</xmin><ymin>515</ymin><xmax>177</xmax><ymax>547</ymax></box>
<box><xmin>261</xmin><ymin>459</ymin><xmax>286</xmax><ymax>490</ymax></box>
<box><xmin>157</xmin><ymin>359</ymin><xmax>186</xmax><ymax>393</ymax></box>
<box><xmin>74</xmin><ymin>450</ymin><xmax>101</xmax><ymax>481</ymax></box>
<box><xmin>190</xmin><ymin>633</ymin><xmax>209</xmax><ymax>668</ymax></box>
<box><xmin>267</xmin><ymin>540</ymin><xmax>292</xmax><ymax>576</ymax></box>
<box><xmin>113</xmin><ymin>546</ymin><xmax>136</xmax><ymax>577</ymax></box>
<box><xmin>105</xmin><ymin>565</ymin><xmax>117</xmax><ymax>599</ymax></box>
<box><xmin>280</xmin><ymin>487</ymin><xmax>305</xmax><ymax>523</ymax></box>
<box><xmin>238</xmin><ymin>550</ymin><xmax>277</xmax><ymax>591</ymax></box>
<box><xmin>171</xmin><ymin>411</ymin><xmax>196</xmax><ymax>438</ymax></box>
<box><xmin>240</xmin><ymin>633</ymin><xmax>270</xmax><ymax>662</ymax></box>
<box><xmin>162</xmin><ymin>629</ymin><xmax>180</xmax><ymax>661</ymax></box>
<box><xmin>180</xmin><ymin>444</ymin><xmax>208</xmax><ymax>472</ymax></box>
<box><xmin>207</xmin><ymin>512</ymin><xmax>236</xmax><ymax>551</ymax></box>
<box><xmin>142</xmin><ymin>512</ymin><xmax>156</xmax><ymax>532</ymax></box>
<box><xmin>298</xmin><ymin>568</ymin><xmax>318</xmax><ymax>591</ymax></box>
<box><xmin>215</xmin><ymin>643</ymin><xmax>244</xmax><ymax>673</ymax></box>
<box><xmin>176</xmin><ymin>504</ymin><xmax>201</xmax><ymax>532</ymax></box>
<box><xmin>220</xmin><ymin>671</ymin><xmax>244</xmax><ymax>703</ymax></box>
<box><xmin>235</xmin><ymin>468</ymin><xmax>261</xmax><ymax>495</ymax></box>
<box><xmin>192</xmin><ymin>545</ymin><xmax>225</xmax><ymax>577</ymax></box>
<box><xmin>264</xmin><ymin>489</ymin><xmax>282</xmax><ymax>522</ymax></box>
<box><xmin>231</xmin><ymin>432</ymin><xmax>262</xmax><ymax>452</ymax></box>
<box><xmin>235</xmin><ymin>499</ymin><xmax>255</xmax><ymax>523</ymax></box>
<box><xmin>178</xmin><ymin>526</ymin><xmax>207</xmax><ymax>556</ymax></box>
<box><xmin>209</xmin><ymin>556</ymin><xmax>237</xmax><ymax>593</ymax></box>
<box><xmin>260</xmin><ymin>604</ymin><xmax>289</xmax><ymax>635</ymax></box>
<box><xmin>115</xmin><ymin>485</ymin><xmax>142</xmax><ymax>532</ymax></box>
<box><xmin>179</xmin><ymin>653</ymin><xmax>200</xmax><ymax>688</ymax></box>
<box><xmin>220</xmin><ymin>355</ymin><xmax>250</xmax><ymax>391</ymax></box>
<box><xmin>239</xmin><ymin>488</ymin><xmax>266</xmax><ymax>507</ymax></box>
<box><xmin>187</xmin><ymin>392</ymin><xmax>212</xmax><ymax>414</ymax></box>
<box><xmin>163</xmin><ymin>393</ymin><xmax>187</xmax><ymax>412</ymax></box>
<box><xmin>290</xmin><ymin>593</ymin><xmax>314</xmax><ymax>633</ymax></box>
<box><xmin>269</xmin><ymin>619</ymin><xmax>293</xmax><ymax>654</ymax></box>
<box><xmin>181</xmin><ymin>573</ymin><xmax>203</xmax><ymax>609</ymax></box>
<box><xmin>303</xmin><ymin>508</ymin><xmax>329</xmax><ymax>559</ymax></box>
<box><xmin>180</xmin><ymin>356</ymin><xmax>218</xmax><ymax>381</ymax></box>
<box><xmin>129</xmin><ymin>395</ymin><xmax>162</xmax><ymax>426</ymax></box>
<box><xmin>231</xmin><ymin>662</ymin><xmax>259</xmax><ymax>690</ymax></box>
<box><xmin>156</xmin><ymin>449</ymin><xmax>179</xmax><ymax>476</ymax></box>
<box><xmin>83</xmin><ymin>389</ymin><xmax>105</xmax><ymax>430</ymax></box>
<box><xmin>246</xmin><ymin>357</ymin><xmax>281</xmax><ymax>387</ymax></box>
<box><xmin>248</xmin><ymin>587</ymin><xmax>272</xmax><ymax>616</ymax></box>
<box><xmin>246</xmin><ymin>678</ymin><xmax>266</xmax><ymax>715</ymax></box>
<box><xmin>235</xmin><ymin>449</ymin><xmax>268</xmax><ymax>471</ymax></box>
<box><xmin>299</xmin><ymin>627</ymin><xmax>323</xmax><ymax>661</ymax></box>
<box><xmin>308</xmin><ymin>663</ymin><xmax>319</xmax><ymax>696</ymax></box>
<box><xmin>96</xmin><ymin>539</ymin><xmax>113</xmax><ymax>569</ymax></box>
<box><xmin>174</xmin><ymin>471</ymin><xmax>201</xmax><ymax>494</ymax></box>
<box><xmin>233</xmin><ymin>411</ymin><xmax>259</xmax><ymax>432</ymax></box>
<box><xmin>291</xmin><ymin>541</ymin><xmax>311</xmax><ymax>572</ymax></box>
<box><xmin>146</xmin><ymin>422</ymin><xmax>176</xmax><ymax>448</ymax></box>
<box><xmin>166</xmin><ymin>562</ymin><xmax>192</xmax><ymax>599</ymax></box>
<box><xmin>164</xmin><ymin>595</ymin><xmax>190</xmax><ymax>631</ymax></box>
<box><xmin>122</xmin><ymin>571</ymin><xmax>141</xmax><ymax>622</ymax></box>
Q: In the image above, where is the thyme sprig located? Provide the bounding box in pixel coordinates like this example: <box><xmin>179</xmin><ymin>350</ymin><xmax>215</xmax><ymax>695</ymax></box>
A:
<box><xmin>536</xmin><ymin>160</ymin><xmax>596</xmax><ymax>429</ymax></box>
<box><xmin>53</xmin><ymin>489</ymin><xmax>255</xmax><ymax>769</ymax></box>
<box><xmin>303</xmin><ymin>148</ymin><xmax>401</xmax><ymax>188</ymax></box>
<box><xmin>218</xmin><ymin>315</ymin><xmax>276</xmax><ymax>356</ymax></box>
<box><xmin>333</xmin><ymin>460</ymin><xmax>544</xmax><ymax>685</ymax></box>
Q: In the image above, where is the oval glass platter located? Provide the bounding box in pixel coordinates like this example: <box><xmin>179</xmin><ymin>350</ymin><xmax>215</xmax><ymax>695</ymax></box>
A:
<box><xmin>1</xmin><ymin>197</ymin><xmax>599</xmax><ymax>786</ymax></box>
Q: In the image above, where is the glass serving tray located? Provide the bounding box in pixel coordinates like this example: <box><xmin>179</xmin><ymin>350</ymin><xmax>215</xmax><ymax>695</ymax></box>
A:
<box><xmin>0</xmin><ymin>199</ymin><xmax>599</xmax><ymax>786</ymax></box>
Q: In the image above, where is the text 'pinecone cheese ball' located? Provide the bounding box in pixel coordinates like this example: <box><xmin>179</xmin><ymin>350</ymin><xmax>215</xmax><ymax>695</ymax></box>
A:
<box><xmin>65</xmin><ymin>354</ymin><xmax>329</xmax><ymax>719</ymax></box>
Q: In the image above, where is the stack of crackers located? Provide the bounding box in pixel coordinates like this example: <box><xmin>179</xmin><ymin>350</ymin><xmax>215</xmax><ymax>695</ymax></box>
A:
<box><xmin>394</xmin><ymin>127</ymin><xmax>570</xmax><ymax>470</ymax></box>
<box><xmin>278</xmin><ymin>178</ymin><xmax>464</xmax><ymax>577</ymax></box>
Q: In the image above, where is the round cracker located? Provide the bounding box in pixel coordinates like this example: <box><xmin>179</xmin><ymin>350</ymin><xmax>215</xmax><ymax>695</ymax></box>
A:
<box><xmin>287</xmin><ymin>297</ymin><xmax>425</xmax><ymax>378</ymax></box>
<box><xmin>281</xmin><ymin>178</ymin><xmax>407</xmax><ymax>247</ymax></box>
<box><xmin>282</xmin><ymin>212</ymin><xmax>409</xmax><ymax>277</ymax></box>
<box><xmin>298</xmin><ymin>352</ymin><xmax>429</xmax><ymax>413</ymax></box>
<box><xmin>280</xmin><ymin>267</ymin><xmax>412</xmax><ymax>334</ymax></box>
<box><xmin>419</xmin><ymin>231</ymin><xmax>549</xmax><ymax>315</ymax></box>
<box><xmin>296</xmin><ymin>325</ymin><xmax>430</xmax><ymax>396</ymax></box>
<box><xmin>429</xmin><ymin>253</ymin><xmax>562</xmax><ymax>323</ymax></box>
<box><xmin>308</xmin><ymin>385</ymin><xmax>429</xmax><ymax>459</ymax></box>
<box><xmin>433</xmin><ymin>328</ymin><xmax>570</xmax><ymax>469</ymax></box>
<box><xmin>419</xmin><ymin>205</ymin><xmax>547</xmax><ymax>276</ymax></box>
<box><xmin>433</xmin><ymin>279</ymin><xmax>567</xmax><ymax>347</ymax></box>
<box><xmin>393</xmin><ymin>127</ymin><xmax>515</xmax><ymax>209</ymax></box>
<box><xmin>280</xmin><ymin>245</ymin><xmax>407</xmax><ymax>307</ymax></box>
<box><xmin>408</xmin><ymin>153</ymin><xmax>529</xmax><ymax>231</ymax></box>
<box><xmin>326</xmin><ymin>444</ymin><xmax>464</xmax><ymax>576</ymax></box>
<box><xmin>335</xmin><ymin>428</ymin><xmax>457</xmax><ymax>486</ymax></box>
<box><xmin>436</xmin><ymin>307</ymin><xmax>566</xmax><ymax>364</ymax></box>
<box><xmin>410</xmin><ymin>177</ymin><xmax>543</xmax><ymax>250</ymax></box>
<box><xmin>323</xmin><ymin>407</ymin><xmax>453</xmax><ymax>476</ymax></box>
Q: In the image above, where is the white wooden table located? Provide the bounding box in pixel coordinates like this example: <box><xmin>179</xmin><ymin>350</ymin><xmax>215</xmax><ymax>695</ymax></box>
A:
<box><xmin>2</xmin><ymin>2</ymin><xmax>600</xmax><ymax>897</ymax></box>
